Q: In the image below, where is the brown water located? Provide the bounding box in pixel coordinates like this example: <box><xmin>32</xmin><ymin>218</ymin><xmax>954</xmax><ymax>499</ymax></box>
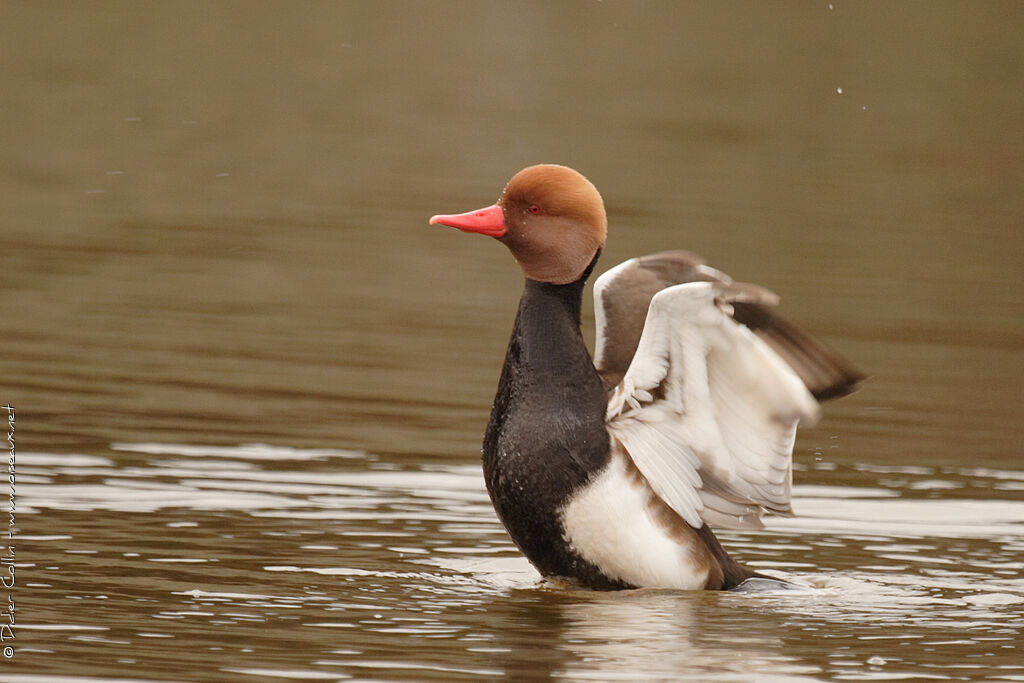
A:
<box><xmin>3</xmin><ymin>2</ymin><xmax>1023</xmax><ymax>681</ymax></box>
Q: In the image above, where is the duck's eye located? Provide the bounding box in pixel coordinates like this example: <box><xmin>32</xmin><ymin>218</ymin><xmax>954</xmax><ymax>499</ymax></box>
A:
<box><xmin>528</xmin><ymin>204</ymin><xmax>541</xmax><ymax>215</ymax></box>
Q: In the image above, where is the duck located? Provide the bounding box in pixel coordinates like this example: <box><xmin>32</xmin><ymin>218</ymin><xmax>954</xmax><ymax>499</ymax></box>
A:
<box><xmin>429</xmin><ymin>164</ymin><xmax>862</xmax><ymax>590</ymax></box>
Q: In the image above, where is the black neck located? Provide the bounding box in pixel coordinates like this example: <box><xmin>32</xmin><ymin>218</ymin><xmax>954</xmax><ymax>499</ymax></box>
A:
<box><xmin>511</xmin><ymin>248</ymin><xmax>601</xmax><ymax>369</ymax></box>
<box><xmin>483</xmin><ymin>250</ymin><xmax>609</xmax><ymax>495</ymax></box>
<box><xmin>511</xmin><ymin>278</ymin><xmax>588</xmax><ymax>376</ymax></box>
<box><xmin>480</xmin><ymin>249</ymin><xmax>622</xmax><ymax>588</ymax></box>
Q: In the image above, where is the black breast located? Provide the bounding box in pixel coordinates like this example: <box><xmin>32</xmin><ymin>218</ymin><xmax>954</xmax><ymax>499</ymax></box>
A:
<box><xmin>482</xmin><ymin>275</ymin><xmax>625</xmax><ymax>589</ymax></box>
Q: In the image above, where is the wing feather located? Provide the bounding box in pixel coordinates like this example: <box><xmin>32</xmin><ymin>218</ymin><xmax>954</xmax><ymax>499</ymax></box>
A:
<box><xmin>593</xmin><ymin>250</ymin><xmax>864</xmax><ymax>399</ymax></box>
<box><xmin>604</xmin><ymin>281</ymin><xmax>820</xmax><ymax>530</ymax></box>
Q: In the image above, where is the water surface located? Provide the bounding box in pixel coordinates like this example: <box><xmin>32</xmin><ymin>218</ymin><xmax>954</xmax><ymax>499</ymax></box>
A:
<box><xmin>14</xmin><ymin>444</ymin><xmax>1024</xmax><ymax>681</ymax></box>
<box><xmin>2</xmin><ymin>2</ymin><xmax>1023</xmax><ymax>681</ymax></box>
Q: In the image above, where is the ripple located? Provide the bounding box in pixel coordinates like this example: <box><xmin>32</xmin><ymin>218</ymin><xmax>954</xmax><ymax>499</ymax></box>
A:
<box><xmin>16</xmin><ymin>442</ymin><xmax>1024</xmax><ymax>682</ymax></box>
<box><xmin>111</xmin><ymin>442</ymin><xmax>368</xmax><ymax>461</ymax></box>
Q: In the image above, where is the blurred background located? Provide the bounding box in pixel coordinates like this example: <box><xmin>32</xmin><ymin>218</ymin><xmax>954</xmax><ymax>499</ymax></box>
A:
<box><xmin>3</xmin><ymin>1</ymin><xmax>1021</xmax><ymax>469</ymax></box>
<box><xmin>3</xmin><ymin>2</ymin><xmax>1024</xmax><ymax>681</ymax></box>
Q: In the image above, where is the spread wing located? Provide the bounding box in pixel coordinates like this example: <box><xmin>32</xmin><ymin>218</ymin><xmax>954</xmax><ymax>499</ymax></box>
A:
<box><xmin>593</xmin><ymin>251</ymin><xmax>864</xmax><ymax>398</ymax></box>
<box><xmin>593</xmin><ymin>251</ymin><xmax>863</xmax><ymax>530</ymax></box>
<box><xmin>604</xmin><ymin>281</ymin><xmax>819</xmax><ymax>530</ymax></box>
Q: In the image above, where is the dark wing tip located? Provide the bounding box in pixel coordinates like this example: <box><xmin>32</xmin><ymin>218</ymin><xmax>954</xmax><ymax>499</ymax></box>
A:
<box><xmin>731</xmin><ymin>301</ymin><xmax>866</xmax><ymax>402</ymax></box>
<box><xmin>598</xmin><ymin>251</ymin><xmax>865</xmax><ymax>402</ymax></box>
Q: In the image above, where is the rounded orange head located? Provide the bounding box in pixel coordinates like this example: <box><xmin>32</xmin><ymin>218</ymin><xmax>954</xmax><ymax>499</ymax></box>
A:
<box><xmin>430</xmin><ymin>164</ymin><xmax>607</xmax><ymax>284</ymax></box>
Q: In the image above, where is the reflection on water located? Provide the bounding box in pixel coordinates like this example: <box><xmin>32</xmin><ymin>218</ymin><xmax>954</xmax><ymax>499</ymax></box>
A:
<box><xmin>15</xmin><ymin>444</ymin><xmax>1024</xmax><ymax>681</ymax></box>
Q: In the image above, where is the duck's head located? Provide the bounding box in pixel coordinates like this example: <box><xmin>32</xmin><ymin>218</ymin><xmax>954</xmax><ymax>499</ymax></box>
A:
<box><xmin>430</xmin><ymin>164</ymin><xmax>607</xmax><ymax>285</ymax></box>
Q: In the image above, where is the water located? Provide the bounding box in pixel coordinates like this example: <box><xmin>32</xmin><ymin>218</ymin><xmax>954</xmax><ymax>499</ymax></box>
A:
<box><xmin>3</xmin><ymin>2</ymin><xmax>1024</xmax><ymax>681</ymax></box>
<box><xmin>12</xmin><ymin>445</ymin><xmax>1024</xmax><ymax>681</ymax></box>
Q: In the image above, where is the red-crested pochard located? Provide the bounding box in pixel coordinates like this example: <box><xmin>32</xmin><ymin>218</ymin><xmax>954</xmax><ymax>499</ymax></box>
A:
<box><xmin>430</xmin><ymin>164</ymin><xmax>862</xmax><ymax>590</ymax></box>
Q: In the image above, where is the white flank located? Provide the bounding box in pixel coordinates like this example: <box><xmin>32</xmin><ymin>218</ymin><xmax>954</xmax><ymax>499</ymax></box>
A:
<box><xmin>560</xmin><ymin>453</ymin><xmax>709</xmax><ymax>590</ymax></box>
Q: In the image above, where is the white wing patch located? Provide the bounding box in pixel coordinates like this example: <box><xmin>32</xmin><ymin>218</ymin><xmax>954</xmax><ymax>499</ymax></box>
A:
<box><xmin>605</xmin><ymin>282</ymin><xmax>820</xmax><ymax>530</ymax></box>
